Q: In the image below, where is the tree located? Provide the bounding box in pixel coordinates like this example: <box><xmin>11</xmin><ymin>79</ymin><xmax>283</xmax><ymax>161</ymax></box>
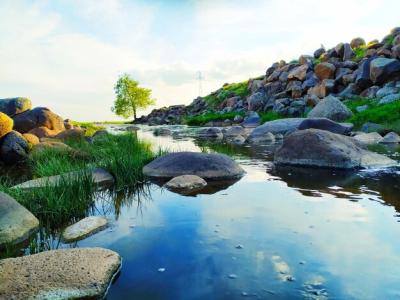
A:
<box><xmin>112</xmin><ymin>74</ymin><xmax>155</xmax><ymax>120</ymax></box>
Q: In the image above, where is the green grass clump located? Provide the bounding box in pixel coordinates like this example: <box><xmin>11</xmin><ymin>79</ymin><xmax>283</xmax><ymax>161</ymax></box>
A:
<box><xmin>259</xmin><ymin>111</ymin><xmax>284</xmax><ymax>123</ymax></box>
<box><xmin>353</xmin><ymin>47</ymin><xmax>366</xmax><ymax>62</ymax></box>
<box><xmin>344</xmin><ymin>97</ymin><xmax>400</xmax><ymax>133</ymax></box>
<box><xmin>71</xmin><ymin>121</ymin><xmax>105</xmax><ymax>137</ymax></box>
<box><xmin>184</xmin><ymin>112</ymin><xmax>245</xmax><ymax>126</ymax></box>
<box><xmin>203</xmin><ymin>81</ymin><xmax>250</xmax><ymax>108</ymax></box>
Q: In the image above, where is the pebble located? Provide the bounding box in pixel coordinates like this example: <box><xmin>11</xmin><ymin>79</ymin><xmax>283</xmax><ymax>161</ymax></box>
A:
<box><xmin>228</xmin><ymin>274</ymin><xmax>237</xmax><ymax>279</ymax></box>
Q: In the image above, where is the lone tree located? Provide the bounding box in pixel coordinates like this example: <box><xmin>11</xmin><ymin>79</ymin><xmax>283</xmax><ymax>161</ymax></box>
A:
<box><xmin>112</xmin><ymin>74</ymin><xmax>155</xmax><ymax>120</ymax></box>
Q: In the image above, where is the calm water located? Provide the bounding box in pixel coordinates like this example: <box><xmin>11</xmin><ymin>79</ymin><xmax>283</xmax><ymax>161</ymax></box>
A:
<box><xmin>12</xmin><ymin>126</ymin><xmax>400</xmax><ymax>299</ymax></box>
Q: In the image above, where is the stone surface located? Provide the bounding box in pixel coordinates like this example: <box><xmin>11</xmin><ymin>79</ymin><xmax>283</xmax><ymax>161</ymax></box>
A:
<box><xmin>13</xmin><ymin>168</ymin><xmax>114</xmax><ymax>189</ymax></box>
<box><xmin>378</xmin><ymin>93</ymin><xmax>400</xmax><ymax>105</ymax></box>
<box><xmin>22</xmin><ymin>133</ymin><xmax>40</xmax><ymax>145</ymax></box>
<box><xmin>55</xmin><ymin>128</ymin><xmax>85</xmax><ymax>140</ymax></box>
<box><xmin>274</xmin><ymin>129</ymin><xmax>396</xmax><ymax>169</ymax></box>
<box><xmin>62</xmin><ymin>216</ymin><xmax>108</xmax><ymax>242</ymax></box>
<box><xmin>369</xmin><ymin>58</ymin><xmax>400</xmax><ymax>84</ymax></box>
<box><xmin>0</xmin><ymin>192</ymin><xmax>39</xmax><ymax>247</ymax></box>
<box><xmin>308</xmin><ymin>95</ymin><xmax>353</xmax><ymax>122</ymax></box>
<box><xmin>0</xmin><ymin>97</ymin><xmax>32</xmax><ymax>116</ymax></box>
<box><xmin>198</xmin><ymin>127</ymin><xmax>223</xmax><ymax>139</ymax></box>
<box><xmin>380</xmin><ymin>132</ymin><xmax>400</xmax><ymax>143</ymax></box>
<box><xmin>350</xmin><ymin>37</ymin><xmax>366</xmax><ymax>49</ymax></box>
<box><xmin>223</xmin><ymin>126</ymin><xmax>246</xmax><ymax>138</ymax></box>
<box><xmin>298</xmin><ymin>118</ymin><xmax>353</xmax><ymax>135</ymax></box>
<box><xmin>242</xmin><ymin>112</ymin><xmax>261</xmax><ymax>128</ymax></box>
<box><xmin>0</xmin><ymin>248</ymin><xmax>121</xmax><ymax>300</ymax></box>
<box><xmin>247</xmin><ymin>131</ymin><xmax>275</xmax><ymax>144</ymax></box>
<box><xmin>143</xmin><ymin>152</ymin><xmax>245</xmax><ymax>180</ymax></box>
<box><xmin>315</xmin><ymin>62</ymin><xmax>336</xmax><ymax>81</ymax></box>
<box><xmin>353</xmin><ymin>132</ymin><xmax>383</xmax><ymax>145</ymax></box>
<box><xmin>13</xmin><ymin>107</ymin><xmax>65</xmax><ymax>134</ymax></box>
<box><xmin>164</xmin><ymin>175</ymin><xmax>207</xmax><ymax>194</ymax></box>
<box><xmin>288</xmin><ymin>64</ymin><xmax>308</xmax><ymax>81</ymax></box>
<box><xmin>0</xmin><ymin>112</ymin><xmax>13</xmax><ymax>139</ymax></box>
<box><xmin>0</xmin><ymin>131</ymin><xmax>29</xmax><ymax>165</ymax></box>
<box><xmin>249</xmin><ymin>118</ymin><xmax>305</xmax><ymax>139</ymax></box>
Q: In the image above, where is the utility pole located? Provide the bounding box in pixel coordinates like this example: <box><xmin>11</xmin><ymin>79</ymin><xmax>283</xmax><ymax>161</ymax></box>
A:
<box><xmin>197</xmin><ymin>71</ymin><xmax>203</xmax><ymax>97</ymax></box>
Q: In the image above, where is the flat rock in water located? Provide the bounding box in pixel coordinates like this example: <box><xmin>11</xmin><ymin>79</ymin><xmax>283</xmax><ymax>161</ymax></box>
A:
<box><xmin>274</xmin><ymin>129</ymin><xmax>396</xmax><ymax>169</ymax></box>
<box><xmin>62</xmin><ymin>216</ymin><xmax>108</xmax><ymax>242</ymax></box>
<box><xmin>298</xmin><ymin>118</ymin><xmax>353</xmax><ymax>135</ymax></box>
<box><xmin>0</xmin><ymin>248</ymin><xmax>121</xmax><ymax>300</ymax></box>
<box><xmin>143</xmin><ymin>152</ymin><xmax>245</xmax><ymax>180</ymax></box>
<box><xmin>164</xmin><ymin>175</ymin><xmax>207</xmax><ymax>195</ymax></box>
<box><xmin>12</xmin><ymin>168</ymin><xmax>114</xmax><ymax>189</ymax></box>
<box><xmin>0</xmin><ymin>192</ymin><xmax>39</xmax><ymax>247</ymax></box>
<box><xmin>248</xmin><ymin>118</ymin><xmax>305</xmax><ymax>139</ymax></box>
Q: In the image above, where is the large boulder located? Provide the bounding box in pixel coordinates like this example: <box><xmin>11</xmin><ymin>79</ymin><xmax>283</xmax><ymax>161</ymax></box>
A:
<box><xmin>369</xmin><ymin>58</ymin><xmax>400</xmax><ymax>84</ymax></box>
<box><xmin>143</xmin><ymin>152</ymin><xmax>245</xmax><ymax>180</ymax></box>
<box><xmin>0</xmin><ymin>131</ymin><xmax>29</xmax><ymax>165</ymax></box>
<box><xmin>315</xmin><ymin>62</ymin><xmax>336</xmax><ymax>81</ymax></box>
<box><xmin>22</xmin><ymin>133</ymin><xmax>40</xmax><ymax>145</ymax></box>
<box><xmin>298</xmin><ymin>118</ymin><xmax>353</xmax><ymax>135</ymax></box>
<box><xmin>274</xmin><ymin>129</ymin><xmax>396</xmax><ymax>169</ymax></box>
<box><xmin>164</xmin><ymin>175</ymin><xmax>207</xmax><ymax>195</ymax></box>
<box><xmin>242</xmin><ymin>112</ymin><xmax>261</xmax><ymax>128</ymax></box>
<box><xmin>13</xmin><ymin>107</ymin><xmax>65</xmax><ymax>134</ymax></box>
<box><xmin>247</xmin><ymin>92</ymin><xmax>266</xmax><ymax>111</ymax></box>
<box><xmin>0</xmin><ymin>248</ymin><xmax>121</xmax><ymax>299</ymax></box>
<box><xmin>0</xmin><ymin>192</ymin><xmax>39</xmax><ymax>247</ymax></box>
<box><xmin>248</xmin><ymin>118</ymin><xmax>306</xmax><ymax>139</ymax></box>
<box><xmin>0</xmin><ymin>112</ymin><xmax>13</xmax><ymax>139</ymax></box>
<box><xmin>288</xmin><ymin>64</ymin><xmax>309</xmax><ymax>81</ymax></box>
<box><xmin>307</xmin><ymin>95</ymin><xmax>353</xmax><ymax>122</ymax></box>
<box><xmin>62</xmin><ymin>216</ymin><xmax>108</xmax><ymax>243</ymax></box>
<box><xmin>350</xmin><ymin>37</ymin><xmax>366</xmax><ymax>49</ymax></box>
<box><xmin>0</xmin><ymin>97</ymin><xmax>32</xmax><ymax>116</ymax></box>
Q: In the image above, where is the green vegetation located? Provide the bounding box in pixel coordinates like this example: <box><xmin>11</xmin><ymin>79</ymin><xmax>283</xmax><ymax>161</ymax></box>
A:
<box><xmin>184</xmin><ymin>112</ymin><xmax>245</xmax><ymax>126</ymax></box>
<box><xmin>289</xmin><ymin>59</ymin><xmax>299</xmax><ymax>64</ymax></box>
<box><xmin>344</xmin><ymin>97</ymin><xmax>400</xmax><ymax>133</ymax></box>
<box><xmin>353</xmin><ymin>47</ymin><xmax>366</xmax><ymax>62</ymax></box>
<box><xmin>71</xmin><ymin>121</ymin><xmax>105</xmax><ymax>137</ymax></box>
<box><xmin>112</xmin><ymin>73</ymin><xmax>155</xmax><ymax>120</ymax></box>
<box><xmin>203</xmin><ymin>81</ymin><xmax>250</xmax><ymax>108</ymax></box>
<box><xmin>259</xmin><ymin>111</ymin><xmax>284</xmax><ymax>123</ymax></box>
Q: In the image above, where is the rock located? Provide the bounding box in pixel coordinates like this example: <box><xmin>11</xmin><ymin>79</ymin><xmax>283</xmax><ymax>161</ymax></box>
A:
<box><xmin>247</xmin><ymin>92</ymin><xmax>266</xmax><ymax>111</ymax></box>
<box><xmin>22</xmin><ymin>133</ymin><xmax>40</xmax><ymax>145</ymax></box>
<box><xmin>13</xmin><ymin>168</ymin><xmax>114</xmax><ymax>189</ymax></box>
<box><xmin>92</xmin><ymin>130</ymin><xmax>108</xmax><ymax>139</ymax></box>
<box><xmin>315</xmin><ymin>62</ymin><xmax>336</xmax><ymax>80</ymax></box>
<box><xmin>64</xmin><ymin>119</ymin><xmax>74</xmax><ymax>130</ymax></box>
<box><xmin>154</xmin><ymin>127</ymin><xmax>172</xmax><ymax>136</ymax></box>
<box><xmin>307</xmin><ymin>79</ymin><xmax>335</xmax><ymax>98</ymax></box>
<box><xmin>0</xmin><ymin>97</ymin><xmax>32</xmax><ymax>116</ymax></box>
<box><xmin>13</xmin><ymin>107</ymin><xmax>65</xmax><ymax>134</ymax></box>
<box><xmin>198</xmin><ymin>127</ymin><xmax>223</xmax><ymax>139</ymax></box>
<box><xmin>126</xmin><ymin>125</ymin><xmax>140</xmax><ymax>131</ymax></box>
<box><xmin>0</xmin><ymin>192</ymin><xmax>39</xmax><ymax>247</ymax></box>
<box><xmin>356</xmin><ymin>105</ymin><xmax>368</xmax><ymax>112</ymax></box>
<box><xmin>249</xmin><ymin>118</ymin><xmax>306</xmax><ymax>138</ymax></box>
<box><xmin>233</xmin><ymin>115</ymin><xmax>244</xmax><ymax>123</ymax></box>
<box><xmin>242</xmin><ymin>112</ymin><xmax>261</xmax><ymax>128</ymax></box>
<box><xmin>31</xmin><ymin>141</ymin><xmax>72</xmax><ymax>154</ymax></box>
<box><xmin>378</xmin><ymin>93</ymin><xmax>400</xmax><ymax>105</ymax></box>
<box><xmin>376</xmin><ymin>85</ymin><xmax>399</xmax><ymax>98</ymax></box>
<box><xmin>360</xmin><ymin>122</ymin><xmax>384</xmax><ymax>133</ymax></box>
<box><xmin>224</xmin><ymin>126</ymin><xmax>246</xmax><ymax>138</ymax></box>
<box><xmin>62</xmin><ymin>216</ymin><xmax>108</xmax><ymax>242</ymax></box>
<box><xmin>247</xmin><ymin>131</ymin><xmax>275</xmax><ymax>144</ymax></box>
<box><xmin>0</xmin><ymin>131</ymin><xmax>29</xmax><ymax>165</ymax></box>
<box><xmin>355</xmin><ymin>57</ymin><xmax>373</xmax><ymax>89</ymax></box>
<box><xmin>314</xmin><ymin>47</ymin><xmax>325</xmax><ymax>59</ymax></box>
<box><xmin>0</xmin><ymin>112</ymin><xmax>13</xmax><ymax>139</ymax></box>
<box><xmin>380</xmin><ymin>132</ymin><xmax>400</xmax><ymax>143</ymax></box>
<box><xmin>342</xmin><ymin>43</ymin><xmax>355</xmax><ymax>60</ymax></box>
<box><xmin>298</xmin><ymin>118</ymin><xmax>353</xmax><ymax>135</ymax></box>
<box><xmin>274</xmin><ymin>129</ymin><xmax>396</xmax><ymax>169</ymax></box>
<box><xmin>143</xmin><ymin>152</ymin><xmax>245</xmax><ymax>180</ymax></box>
<box><xmin>0</xmin><ymin>248</ymin><xmax>121</xmax><ymax>299</ymax></box>
<box><xmin>299</xmin><ymin>55</ymin><xmax>313</xmax><ymax>65</ymax></box>
<box><xmin>369</xmin><ymin>58</ymin><xmax>400</xmax><ymax>84</ymax></box>
<box><xmin>351</xmin><ymin>37</ymin><xmax>366</xmax><ymax>49</ymax></box>
<box><xmin>288</xmin><ymin>64</ymin><xmax>309</xmax><ymax>81</ymax></box>
<box><xmin>307</xmin><ymin>95</ymin><xmax>353</xmax><ymax>122</ymax></box>
<box><xmin>228</xmin><ymin>135</ymin><xmax>246</xmax><ymax>145</ymax></box>
<box><xmin>28</xmin><ymin>126</ymin><xmax>58</xmax><ymax>138</ymax></box>
<box><xmin>164</xmin><ymin>175</ymin><xmax>207</xmax><ymax>194</ymax></box>
<box><xmin>55</xmin><ymin>128</ymin><xmax>85</xmax><ymax>140</ymax></box>
<box><xmin>353</xmin><ymin>132</ymin><xmax>383</xmax><ymax>145</ymax></box>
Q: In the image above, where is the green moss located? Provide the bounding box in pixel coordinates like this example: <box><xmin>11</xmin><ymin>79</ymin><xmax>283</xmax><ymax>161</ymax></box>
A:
<box><xmin>204</xmin><ymin>81</ymin><xmax>250</xmax><ymax>108</ymax></box>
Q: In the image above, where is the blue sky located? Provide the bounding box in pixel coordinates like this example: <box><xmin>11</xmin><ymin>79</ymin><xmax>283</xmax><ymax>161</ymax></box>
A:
<box><xmin>0</xmin><ymin>0</ymin><xmax>399</xmax><ymax>121</ymax></box>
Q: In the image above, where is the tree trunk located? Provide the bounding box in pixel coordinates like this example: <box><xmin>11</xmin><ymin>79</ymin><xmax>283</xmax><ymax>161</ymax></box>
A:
<box><xmin>133</xmin><ymin>109</ymin><xmax>137</xmax><ymax>120</ymax></box>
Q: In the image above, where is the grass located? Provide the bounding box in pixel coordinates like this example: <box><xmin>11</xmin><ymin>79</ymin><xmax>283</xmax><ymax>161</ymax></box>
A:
<box><xmin>71</xmin><ymin>121</ymin><xmax>105</xmax><ymax>136</ymax></box>
<box><xmin>259</xmin><ymin>111</ymin><xmax>284</xmax><ymax>123</ymax></box>
<box><xmin>353</xmin><ymin>47</ymin><xmax>366</xmax><ymax>62</ymax></box>
<box><xmin>203</xmin><ymin>81</ymin><xmax>250</xmax><ymax>108</ymax></box>
<box><xmin>344</xmin><ymin>97</ymin><xmax>400</xmax><ymax>133</ymax></box>
<box><xmin>184</xmin><ymin>112</ymin><xmax>245</xmax><ymax>126</ymax></box>
<box><xmin>0</xmin><ymin>132</ymin><xmax>157</xmax><ymax>227</ymax></box>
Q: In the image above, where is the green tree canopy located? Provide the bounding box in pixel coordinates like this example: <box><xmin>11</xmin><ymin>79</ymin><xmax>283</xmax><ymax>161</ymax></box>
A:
<box><xmin>112</xmin><ymin>74</ymin><xmax>155</xmax><ymax>120</ymax></box>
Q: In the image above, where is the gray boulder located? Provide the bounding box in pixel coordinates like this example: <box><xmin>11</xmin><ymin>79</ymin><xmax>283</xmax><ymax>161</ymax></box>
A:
<box><xmin>0</xmin><ymin>131</ymin><xmax>29</xmax><ymax>165</ymax></box>
<box><xmin>298</xmin><ymin>118</ymin><xmax>353</xmax><ymax>135</ymax></box>
<box><xmin>370</xmin><ymin>58</ymin><xmax>400</xmax><ymax>84</ymax></box>
<box><xmin>274</xmin><ymin>129</ymin><xmax>396</xmax><ymax>169</ymax></box>
<box><xmin>308</xmin><ymin>95</ymin><xmax>353</xmax><ymax>122</ymax></box>
<box><xmin>0</xmin><ymin>192</ymin><xmax>39</xmax><ymax>247</ymax></box>
<box><xmin>247</xmin><ymin>132</ymin><xmax>275</xmax><ymax>144</ymax></box>
<box><xmin>242</xmin><ymin>112</ymin><xmax>261</xmax><ymax>128</ymax></box>
<box><xmin>248</xmin><ymin>118</ymin><xmax>305</xmax><ymax>140</ymax></box>
<box><xmin>143</xmin><ymin>152</ymin><xmax>245</xmax><ymax>180</ymax></box>
<box><xmin>380</xmin><ymin>132</ymin><xmax>400</xmax><ymax>143</ymax></box>
<box><xmin>247</xmin><ymin>92</ymin><xmax>266</xmax><ymax>111</ymax></box>
<box><xmin>353</xmin><ymin>132</ymin><xmax>383</xmax><ymax>145</ymax></box>
<box><xmin>0</xmin><ymin>97</ymin><xmax>32</xmax><ymax>116</ymax></box>
<box><xmin>0</xmin><ymin>248</ymin><xmax>121</xmax><ymax>299</ymax></box>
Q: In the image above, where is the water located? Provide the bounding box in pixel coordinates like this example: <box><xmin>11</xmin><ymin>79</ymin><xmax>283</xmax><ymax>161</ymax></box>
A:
<box><xmin>9</xmin><ymin>125</ymin><xmax>400</xmax><ymax>299</ymax></box>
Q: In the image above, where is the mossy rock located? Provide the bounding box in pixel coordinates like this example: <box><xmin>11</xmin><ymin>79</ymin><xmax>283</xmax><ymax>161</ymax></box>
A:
<box><xmin>0</xmin><ymin>112</ymin><xmax>13</xmax><ymax>139</ymax></box>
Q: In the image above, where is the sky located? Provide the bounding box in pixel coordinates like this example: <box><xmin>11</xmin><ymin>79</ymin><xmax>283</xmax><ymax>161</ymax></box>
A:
<box><xmin>0</xmin><ymin>0</ymin><xmax>399</xmax><ymax>121</ymax></box>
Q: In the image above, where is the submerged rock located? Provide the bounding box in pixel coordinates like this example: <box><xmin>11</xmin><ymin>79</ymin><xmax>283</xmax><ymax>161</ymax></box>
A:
<box><xmin>0</xmin><ymin>192</ymin><xmax>39</xmax><ymax>247</ymax></box>
<box><xmin>143</xmin><ymin>152</ymin><xmax>245</xmax><ymax>180</ymax></box>
<box><xmin>164</xmin><ymin>175</ymin><xmax>207</xmax><ymax>195</ymax></box>
<box><xmin>0</xmin><ymin>247</ymin><xmax>121</xmax><ymax>299</ymax></box>
<box><xmin>13</xmin><ymin>168</ymin><xmax>114</xmax><ymax>189</ymax></box>
<box><xmin>274</xmin><ymin>129</ymin><xmax>396</xmax><ymax>169</ymax></box>
<box><xmin>62</xmin><ymin>216</ymin><xmax>108</xmax><ymax>243</ymax></box>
